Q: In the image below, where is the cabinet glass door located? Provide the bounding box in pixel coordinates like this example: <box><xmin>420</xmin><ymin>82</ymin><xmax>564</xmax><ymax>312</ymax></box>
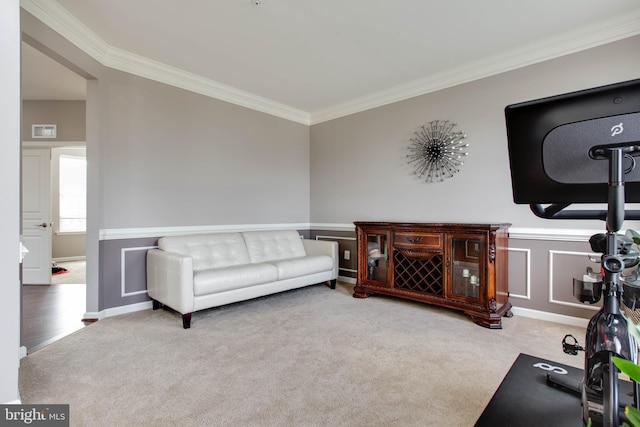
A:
<box><xmin>365</xmin><ymin>232</ymin><xmax>389</xmax><ymax>283</ymax></box>
<box><xmin>450</xmin><ymin>237</ymin><xmax>482</xmax><ymax>299</ymax></box>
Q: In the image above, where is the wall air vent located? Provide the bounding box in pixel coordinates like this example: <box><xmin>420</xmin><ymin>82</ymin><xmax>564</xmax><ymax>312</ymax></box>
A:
<box><xmin>32</xmin><ymin>124</ymin><xmax>57</xmax><ymax>138</ymax></box>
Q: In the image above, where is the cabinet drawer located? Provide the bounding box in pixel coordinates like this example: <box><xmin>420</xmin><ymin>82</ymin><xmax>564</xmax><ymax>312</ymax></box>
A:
<box><xmin>394</xmin><ymin>232</ymin><xmax>442</xmax><ymax>249</ymax></box>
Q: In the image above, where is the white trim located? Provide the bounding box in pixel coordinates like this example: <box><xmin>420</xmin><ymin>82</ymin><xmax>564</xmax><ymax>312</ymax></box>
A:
<box><xmin>90</xmin><ymin>298</ymin><xmax>590</xmax><ymax>328</ymax></box>
<box><xmin>309</xmin><ymin>10</ymin><xmax>640</xmax><ymax>124</ymax></box>
<box><xmin>511</xmin><ymin>306</ymin><xmax>589</xmax><ymax>328</ymax></box>
<box><xmin>99</xmin><ymin>223</ymin><xmax>312</xmax><ymax>240</ymax></box>
<box><xmin>52</xmin><ymin>255</ymin><xmax>85</xmax><ymax>262</ymax></box>
<box><xmin>22</xmin><ymin>0</ymin><xmax>640</xmax><ymax>125</ymax></box>
<box><xmin>102</xmin><ymin>301</ymin><xmax>153</xmax><ymax>318</ymax></box>
<box><xmin>21</xmin><ymin>140</ymin><xmax>86</xmax><ymax>148</ymax></box>
<box><xmin>82</xmin><ymin>311</ymin><xmax>103</xmax><ymax>321</ymax></box>
<box><xmin>507</xmin><ymin>247</ymin><xmax>531</xmax><ymax>300</ymax></box>
<box><xmin>309</xmin><ymin>223</ymin><xmax>356</xmax><ymax>231</ymax></box>
<box><xmin>84</xmin><ymin>301</ymin><xmax>151</xmax><ymax>321</ymax></box>
<box><xmin>315</xmin><ymin>234</ymin><xmax>356</xmax><ymax>241</ymax></box>
<box><xmin>121</xmin><ymin>246</ymin><xmax>157</xmax><ymax>297</ymax></box>
<box><xmin>104</xmin><ymin>45</ymin><xmax>310</xmax><ymax>125</ymax></box>
<box><xmin>548</xmin><ymin>250</ymin><xmax>601</xmax><ymax>311</ymax></box>
<box><xmin>99</xmin><ymin>224</ymin><xmax>618</xmax><ymax>242</ymax></box>
<box><xmin>339</xmin><ymin>276</ymin><xmax>357</xmax><ymax>284</ymax></box>
<box><xmin>509</xmin><ymin>227</ymin><xmax>603</xmax><ymax>242</ymax></box>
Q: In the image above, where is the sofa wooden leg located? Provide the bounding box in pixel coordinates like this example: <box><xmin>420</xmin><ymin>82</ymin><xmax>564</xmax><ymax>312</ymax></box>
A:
<box><xmin>182</xmin><ymin>313</ymin><xmax>192</xmax><ymax>329</ymax></box>
<box><xmin>151</xmin><ymin>299</ymin><xmax>163</xmax><ymax>310</ymax></box>
<box><xmin>330</xmin><ymin>279</ymin><xmax>336</xmax><ymax>289</ymax></box>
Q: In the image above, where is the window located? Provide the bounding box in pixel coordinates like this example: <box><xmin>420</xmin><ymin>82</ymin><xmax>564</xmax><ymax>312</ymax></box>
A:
<box><xmin>59</xmin><ymin>154</ymin><xmax>86</xmax><ymax>232</ymax></box>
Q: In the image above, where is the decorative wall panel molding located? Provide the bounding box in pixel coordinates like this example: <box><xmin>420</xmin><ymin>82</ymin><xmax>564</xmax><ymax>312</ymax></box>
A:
<box><xmin>548</xmin><ymin>249</ymin><xmax>600</xmax><ymax>311</ymax></box>
<box><xmin>121</xmin><ymin>246</ymin><xmax>156</xmax><ymax>297</ymax></box>
<box><xmin>508</xmin><ymin>247</ymin><xmax>531</xmax><ymax>300</ymax></box>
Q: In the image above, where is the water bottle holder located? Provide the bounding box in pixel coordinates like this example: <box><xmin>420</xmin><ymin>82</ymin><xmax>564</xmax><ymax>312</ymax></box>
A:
<box><xmin>573</xmin><ymin>278</ymin><xmax>602</xmax><ymax>304</ymax></box>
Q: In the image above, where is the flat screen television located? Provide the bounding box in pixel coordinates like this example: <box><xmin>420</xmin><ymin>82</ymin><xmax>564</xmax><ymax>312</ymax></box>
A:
<box><xmin>505</xmin><ymin>78</ymin><xmax>640</xmax><ymax>205</ymax></box>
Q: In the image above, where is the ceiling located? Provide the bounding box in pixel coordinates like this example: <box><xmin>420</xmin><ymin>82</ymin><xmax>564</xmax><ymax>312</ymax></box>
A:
<box><xmin>21</xmin><ymin>41</ymin><xmax>87</xmax><ymax>101</ymax></box>
<box><xmin>20</xmin><ymin>0</ymin><xmax>640</xmax><ymax>124</ymax></box>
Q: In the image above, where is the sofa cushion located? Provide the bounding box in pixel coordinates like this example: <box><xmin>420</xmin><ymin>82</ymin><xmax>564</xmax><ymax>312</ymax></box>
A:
<box><xmin>158</xmin><ymin>233</ymin><xmax>251</xmax><ymax>272</ymax></box>
<box><xmin>193</xmin><ymin>263</ymin><xmax>278</xmax><ymax>296</ymax></box>
<box><xmin>242</xmin><ymin>230</ymin><xmax>306</xmax><ymax>263</ymax></box>
<box><xmin>269</xmin><ymin>255</ymin><xmax>334</xmax><ymax>280</ymax></box>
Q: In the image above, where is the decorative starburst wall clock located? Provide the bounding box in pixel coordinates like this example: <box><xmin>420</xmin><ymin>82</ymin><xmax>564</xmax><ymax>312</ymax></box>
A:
<box><xmin>407</xmin><ymin>120</ymin><xmax>469</xmax><ymax>182</ymax></box>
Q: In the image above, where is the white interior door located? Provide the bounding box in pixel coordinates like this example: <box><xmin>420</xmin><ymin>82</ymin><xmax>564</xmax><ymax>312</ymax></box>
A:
<box><xmin>22</xmin><ymin>148</ymin><xmax>52</xmax><ymax>285</ymax></box>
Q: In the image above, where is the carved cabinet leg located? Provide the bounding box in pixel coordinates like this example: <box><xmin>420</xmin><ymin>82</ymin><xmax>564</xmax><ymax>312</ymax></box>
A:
<box><xmin>352</xmin><ymin>287</ymin><xmax>371</xmax><ymax>298</ymax></box>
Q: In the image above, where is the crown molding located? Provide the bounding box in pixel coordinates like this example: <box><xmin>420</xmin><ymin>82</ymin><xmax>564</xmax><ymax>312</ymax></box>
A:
<box><xmin>308</xmin><ymin>10</ymin><xmax>640</xmax><ymax>125</ymax></box>
<box><xmin>103</xmin><ymin>46</ymin><xmax>311</xmax><ymax>124</ymax></box>
<box><xmin>20</xmin><ymin>0</ymin><xmax>311</xmax><ymax>125</ymax></box>
<box><xmin>21</xmin><ymin>0</ymin><xmax>640</xmax><ymax>126</ymax></box>
<box><xmin>21</xmin><ymin>0</ymin><xmax>109</xmax><ymax>64</ymax></box>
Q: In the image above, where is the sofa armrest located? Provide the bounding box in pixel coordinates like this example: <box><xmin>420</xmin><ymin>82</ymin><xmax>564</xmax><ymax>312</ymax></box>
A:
<box><xmin>302</xmin><ymin>239</ymin><xmax>339</xmax><ymax>279</ymax></box>
<box><xmin>146</xmin><ymin>249</ymin><xmax>195</xmax><ymax>315</ymax></box>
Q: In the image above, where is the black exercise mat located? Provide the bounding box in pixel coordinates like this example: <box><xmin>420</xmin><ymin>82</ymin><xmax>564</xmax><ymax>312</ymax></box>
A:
<box><xmin>475</xmin><ymin>353</ymin><xmax>635</xmax><ymax>426</ymax></box>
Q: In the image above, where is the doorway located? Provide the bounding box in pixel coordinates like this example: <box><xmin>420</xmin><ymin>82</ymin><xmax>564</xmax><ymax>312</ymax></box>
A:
<box><xmin>21</xmin><ymin>41</ymin><xmax>89</xmax><ymax>352</ymax></box>
<box><xmin>20</xmin><ymin>146</ymin><xmax>88</xmax><ymax>353</ymax></box>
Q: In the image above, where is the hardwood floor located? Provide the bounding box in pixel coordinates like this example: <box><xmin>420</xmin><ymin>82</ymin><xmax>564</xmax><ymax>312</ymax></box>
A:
<box><xmin>21</xmin><ymin>274</ymin><xmax>89</xmax><ymax>354</ymax></box>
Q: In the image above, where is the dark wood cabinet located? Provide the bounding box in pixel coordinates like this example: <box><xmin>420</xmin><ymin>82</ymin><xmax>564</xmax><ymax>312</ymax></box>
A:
<box><xmin>353</xmin><ymin>222</ymin><xmax>512</xmax><ymax>328</ymax></box>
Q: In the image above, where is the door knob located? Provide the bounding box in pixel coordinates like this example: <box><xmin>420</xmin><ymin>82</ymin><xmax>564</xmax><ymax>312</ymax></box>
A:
<box><xmin>36</xmin><ymin>222</ymin><xmax>48</xmax><ymax>228</ymax></box>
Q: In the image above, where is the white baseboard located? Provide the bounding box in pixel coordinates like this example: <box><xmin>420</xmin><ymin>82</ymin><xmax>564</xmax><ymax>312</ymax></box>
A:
<box><xmin>86</xmin><ymin>294</ymin><xmax>591</xmax><ymax>330</ymax></box>
<box><xmin>82</xmin><ymin>311</ymin><xmax>103</xmax><ymax>321</ymax></box>
<box><xmin>512</xmin><ymin>306</ymin><xmax>590</xmax><ymax>328</ymax></box>
<box><xmin>84</xmin><ymin>300</ymin><xmax>153</xmax><ymax>321</ymax></box>
<box><xmin>338</xmin><ymin>276</ymin><xmax>356</xmax><ymax>284</ymax></box>
<box><xmin>53</xmin><ymin>256</ymin><xmax>86</xmax><ymax>262</ymax></box>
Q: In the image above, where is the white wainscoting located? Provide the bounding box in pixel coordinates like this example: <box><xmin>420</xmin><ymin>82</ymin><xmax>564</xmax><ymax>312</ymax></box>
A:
<box><xmin>508</xmin><ymin>247</ymin><xmax>531</xmax><ymax>300</ymax></box>
<box><xmin>548</xmin><ymin>249</ymin><xmax>601</xmax><ymax>311</ymax></box>
<box><xmin>121</xmin><ymin>245</ymin><xmax>157</xmax><ymax>297</ymax></box>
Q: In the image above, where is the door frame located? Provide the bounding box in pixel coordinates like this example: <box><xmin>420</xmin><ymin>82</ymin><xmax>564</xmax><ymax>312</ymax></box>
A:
<box><xmin>21</xmin><ymin>141</ymin><xmax>87</xmax><ymax>284</ymax></box>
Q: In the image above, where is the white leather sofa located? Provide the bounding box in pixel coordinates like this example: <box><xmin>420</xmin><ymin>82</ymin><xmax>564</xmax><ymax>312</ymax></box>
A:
<box><xmin>146</xmin><ymin>230</ymin><xmax>338</xmax><ymax>328</ymax></box>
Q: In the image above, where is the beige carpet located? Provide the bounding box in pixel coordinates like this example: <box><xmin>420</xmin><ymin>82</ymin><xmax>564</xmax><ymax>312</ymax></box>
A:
<box><xmin>52</xmin><ymin>260</ymin><xmax>86</xmax><ymax>285</ymax></box>
<box><xmin>19</xmin><ymin>281</ymin><xmax>586</xmax><ymax>426</ymax></box>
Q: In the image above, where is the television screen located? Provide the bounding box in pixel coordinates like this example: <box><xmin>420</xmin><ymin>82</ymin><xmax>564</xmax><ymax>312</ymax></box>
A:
<box><xmin>505</xmin><ymin>78</ymin><xmax>640</xmax><ymax>204</ymax></box>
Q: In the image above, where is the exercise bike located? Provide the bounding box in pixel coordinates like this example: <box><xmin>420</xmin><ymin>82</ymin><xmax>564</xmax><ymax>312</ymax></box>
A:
<box><xmin>534</xmin><ymin>146</ymin><xmax>640</xmax><ymax>426</ymax></box>
<box><xmin>504</xmin><ymin>78</ymin><xmax>640</xmax><ymax>426</ymax></box>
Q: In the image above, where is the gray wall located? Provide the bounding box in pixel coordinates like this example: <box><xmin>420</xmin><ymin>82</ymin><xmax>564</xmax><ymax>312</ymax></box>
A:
<box><xmin>99</xmin><ymin>73</ymin><xmax>310</xmax><ymax>229</ymax></box>
<box><xmin>21</xmin><ymin>100</ymin><xmax>85</xmax><ymax>141</ymax></box>
<box><xmin>2</xmin><ymin>0</ymin><xmax>21</xmax><ymax>404</ymax></box>
<box><xmin>309</xmin><ymin>36</ymin><xmax>640</xmax><ymax>231</ymax></box>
